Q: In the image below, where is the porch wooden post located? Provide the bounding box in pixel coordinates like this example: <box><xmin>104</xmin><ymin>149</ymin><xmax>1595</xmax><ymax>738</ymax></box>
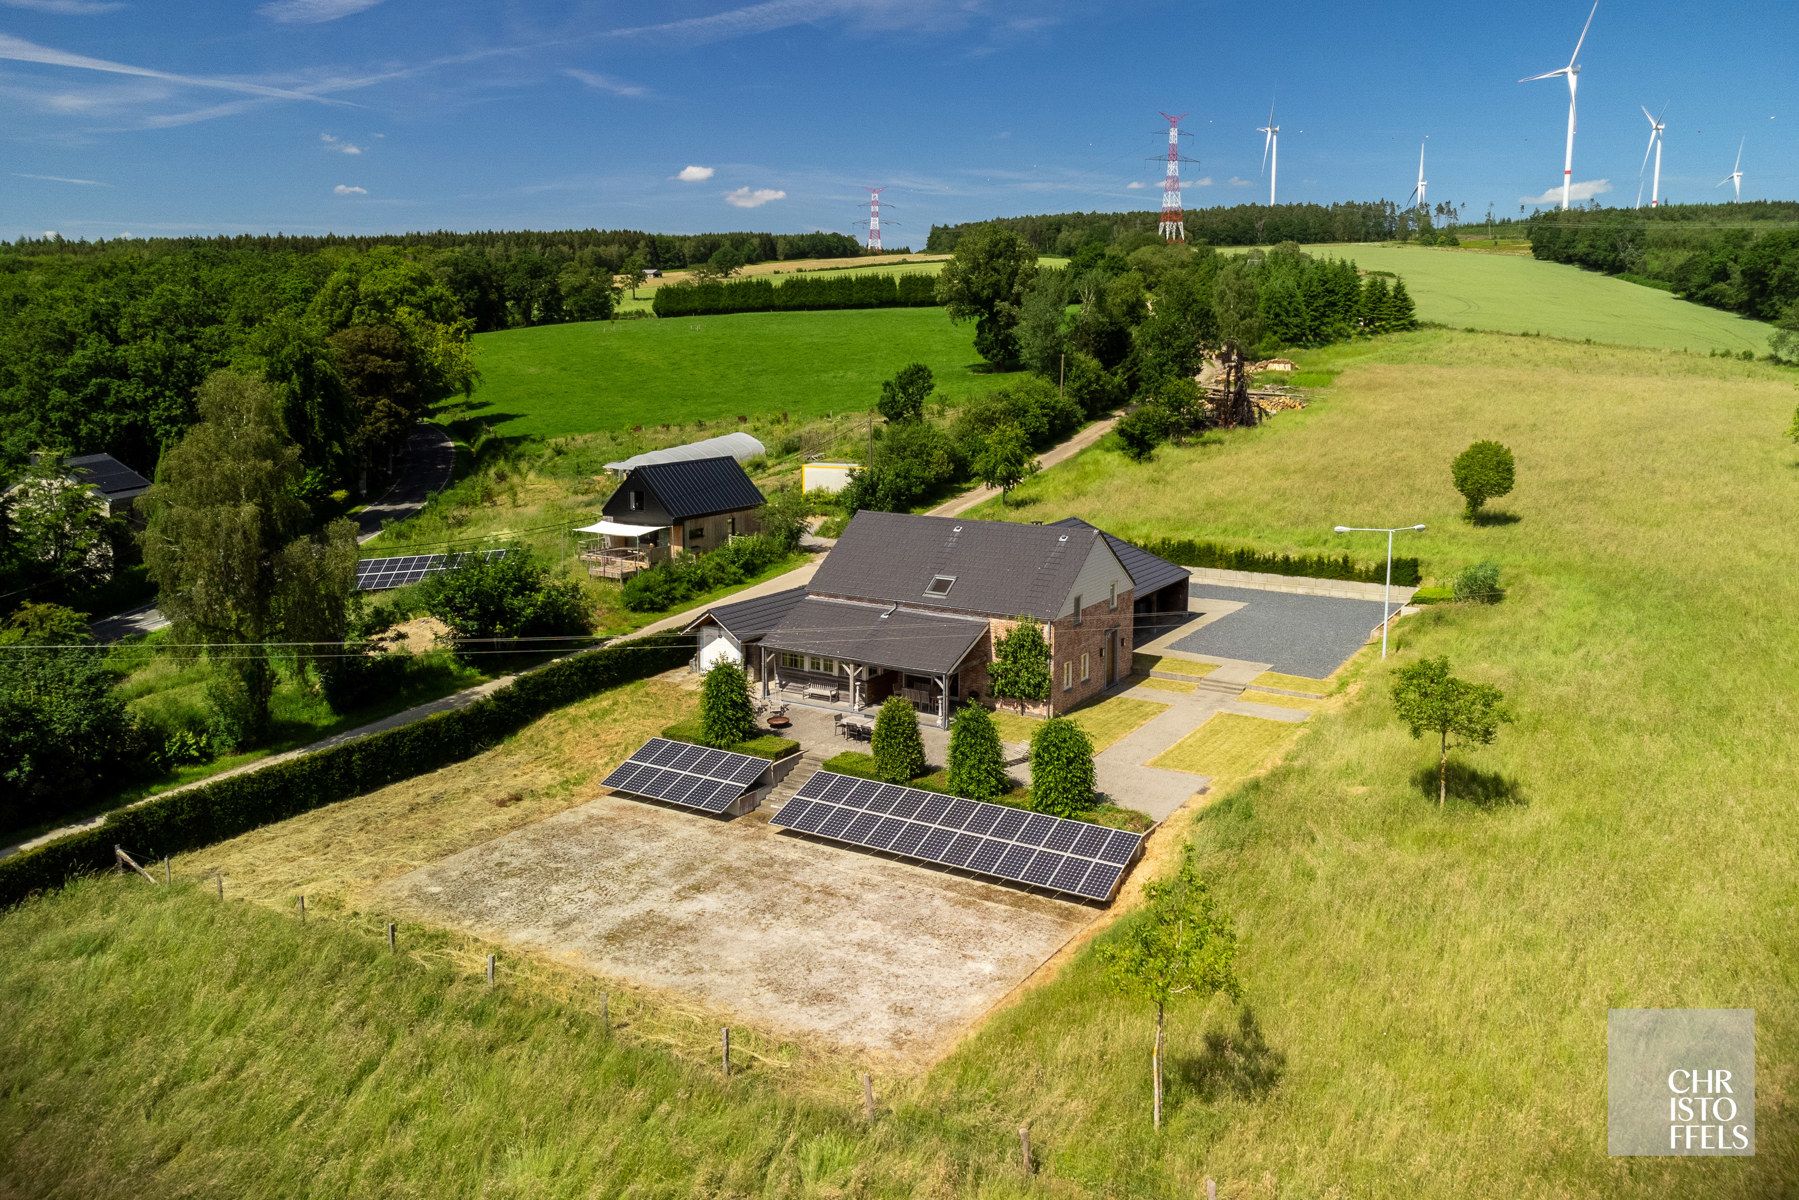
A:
<box><xmin>938</xmin><ymin>672</ymin><xmax>949</xmax><ymax>728</ymax></box>
<box><xmin>760</xmin><ymin>645</ymin><xmax>769</xmax><ymax>700</ymax></box>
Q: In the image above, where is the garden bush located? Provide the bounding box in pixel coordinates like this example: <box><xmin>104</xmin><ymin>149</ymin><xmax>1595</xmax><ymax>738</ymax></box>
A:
<box><xmin>1135</xmin><ymin>537</ymin><xmax>1422</xmax><ymax>587</ymax></box>
<box><xmin>871</xmin><ymin>696</ymin><xmax>927</xmax><ymax>783</ymax></box>
<box><xmin>1452</xmin><ymin>561</ymin><xmax>1503</xmax><ymax>604</ymax></box>
<box><xmin>1028</xmin><ymin>717</ymin><xmax>1096</xmax><ymax>818</ymax></box>
<box><xmin>947</xmin><ymin>704</ymin><xmax>1007</xmax><ymax>801</ymax></box>
<box><xmin>620</xmin><ymin>533</ymin><xmax>790</xmax><ymax>613</ymax></box>
<box><xmin>417</xmin><ymin>548</ymin><xmax>589</xmax><ymax>644</ymax></box>
<box><xmin>698</xmin><ymin>660</ymin><xmax>755</xmax><ymax>747</ymax></box>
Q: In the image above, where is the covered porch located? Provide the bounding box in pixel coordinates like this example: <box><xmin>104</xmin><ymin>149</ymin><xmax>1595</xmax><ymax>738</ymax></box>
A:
<box><xmin>575</xmin><ymin>518</ymin><xmax>670</xmax><ymax>580</ymax></box>
<box><xmin>752</xmin><ymin>596</ymin><xmax>989</xmax><ymax>730</ymax></box>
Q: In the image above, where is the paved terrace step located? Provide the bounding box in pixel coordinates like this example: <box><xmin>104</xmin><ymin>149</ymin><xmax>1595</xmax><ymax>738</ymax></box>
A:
<box><xmin>1148</xmin><ymin>669</ymin><xmax>1247</xmax><ymax>699</ymax></box>
<box><xmin>763</xmin><ymin>750</ymin><xmax>827</xmax><ymax>809</ymax></box>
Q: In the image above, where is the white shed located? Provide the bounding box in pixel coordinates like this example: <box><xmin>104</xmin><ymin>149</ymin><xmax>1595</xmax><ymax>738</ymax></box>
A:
<box><xmin>800</xmin><ymin>461</ymin><xmax>858</xmax><ymax>495</ymax></box>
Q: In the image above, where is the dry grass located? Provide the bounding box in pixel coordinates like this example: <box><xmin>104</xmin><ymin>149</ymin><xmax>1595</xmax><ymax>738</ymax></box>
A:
<box><xmin>1135</xmin><ymin>676</ymin><xmax>1198</xmax><ymax>695</ymax></box>
<box><xmin>182</xmin><ymin>675</ymin><xmax>696</xmax><ymax>907</ymax></box>
<box><xmin>989</xmin><ymin>694</ymin><xmax>1168</xmax><ymax>753</ymax></box>
<box><xmin>1248</xmin><ymin>669</ymin><xmax>1333</xmax><ymax>695</ymax></box>
<box><xmin>1132</xmin><ymin>652</ymin><xmax>1218</xmax><ymax>678</ymax></box>
<box><xmin>1147</xmin><ymin>713</ymin><xmax>1302</xmax><ymax>780</ymax></box>
<box><xmin>1237</xmin><ymin>689</ymin><xmax>1324</xmax><ymax>712</ymax></box>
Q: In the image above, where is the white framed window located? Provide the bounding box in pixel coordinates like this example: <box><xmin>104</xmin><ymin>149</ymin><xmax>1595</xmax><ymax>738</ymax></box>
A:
<box><xmin>1081</xmin><ymin>652</ymin><xmax>1090</xmax><ymax>682</ymax></box>
<box><xmin>1063</xmin><ymin>661</ymin><xmax>1073</xmax><ymax>691</ymax></box>
<box><xmin>687</xmin><ymin>524</ymin><xmax>705</xmax><ymax>542</ymax></box>
<box><xmin>925</xmin><ymin>574</ymin><xmax>956</xmax><ymax>598</ymax></box>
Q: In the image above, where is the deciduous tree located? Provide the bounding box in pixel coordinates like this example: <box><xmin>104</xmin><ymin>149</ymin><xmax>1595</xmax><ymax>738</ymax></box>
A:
<box><xmin>937</xmin><ymin>224</ymin><xmax>1038</xmax><ymax>370</ymax></box>
<box><xmin>877</xmin><ymin>362</ymin><xmax>934</xmax><ymax>424</ymax></box>
<box><xmin>972</xmin><ymin>424</ymin><xmax>1036</xmax><ymax>502</ymax></box>
<box><xmin>1101</xmin><ymin>848</ymin><xmax>1241</xmax><ymax>1129</ymax></box>
<box><xmin>1390</xmin><ymin>656</ymin><xmax>1514</xmax><ymax>806</ymax></box>
<box><xmin>989</xmin><ymin>619</ymin><xmax>1050</xmax><ymax>715</ymax></box>
<box><xmin>1451</xmin><ymin>440</ymin><xmax>1516</xmax><ymax>518</ymax></box>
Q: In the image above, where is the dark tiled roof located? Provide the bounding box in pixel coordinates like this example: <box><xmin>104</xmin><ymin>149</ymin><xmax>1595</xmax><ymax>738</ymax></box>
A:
<box><xmin>808</xmin><ymin>510</ymin><xmax>1105</xmax><ymax>619</ymax></box>
<box><xmin>757</xmin><ymin>597</ymin><xmax>988</xmax><ymax>676</ymax></box>
<box><xmin>1049</xmin><ymin>517</ymin><xmax>1189</xmax><ymax>596</ymax></box>
<box><xmin>683</xmin><ymin>585</ymin><xmax>806</xmax><ymax>643</ymax></box>
<box><xmin>616</xmin><ymin>455</ymin><xmax>763</xmax><ymax>521</ymax></box>
<box><xmin>64</xmin><ymin>453</ymin><xmax>150</xmax><ymax>500</ymax></box>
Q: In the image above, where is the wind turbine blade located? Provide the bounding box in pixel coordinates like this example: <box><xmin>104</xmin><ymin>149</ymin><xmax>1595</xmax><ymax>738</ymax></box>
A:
<box><xmin>1519</xmin><ymin>68</ymin><xmax>1566</xmax><ymax>83</ymax></box>
<box><xmin>1641</xmin><ymin>105</ymin><xmax>1655</xmax><ymax>126</ymax></box>
<box><xmin>1734</xmin><ymin>136</ymin><xmax>1744</xmax><ymax>171</ymax></box>
<box><xmin>1569</xmin><ymin>0</ymin><xmax>1598</xmax><ymax>65</ymax></box>
<box><xmin>1261</xmin><ymin>128</ymin><xmax>1271</xmax><ymax>174</ymax></box>
<box><xmin>1639</xmin><ymin>128</ymin><xmax>1657</xmax><ymax>176</ymax></box>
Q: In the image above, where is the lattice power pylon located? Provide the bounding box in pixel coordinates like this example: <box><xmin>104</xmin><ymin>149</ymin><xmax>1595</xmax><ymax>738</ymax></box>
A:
<box><xmin>865</xmin><ymin>186</ymin><xmax>885</xmax><ymax>252</ymax></box>
<box><xmin>1157</xmin><ymin>112</ymin><xmax>1188</xmax><ymax>242</ymax></box>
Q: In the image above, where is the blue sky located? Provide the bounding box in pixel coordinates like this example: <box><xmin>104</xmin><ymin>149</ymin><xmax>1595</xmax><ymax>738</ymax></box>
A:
<box><xmin>1</xmin><ymin>0</ymin><xmax>1794</xmax><ymax>242</ymax></box>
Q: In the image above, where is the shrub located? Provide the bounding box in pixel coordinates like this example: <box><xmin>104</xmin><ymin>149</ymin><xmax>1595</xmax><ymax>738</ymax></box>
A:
<box><xmin>1029</xmin><ymin>717</ymin><xmax>1096</xmax><ymax>817</ymax></box>
<box><xmin>1452</xmin><ymin>561</ymin><xmax>1503</xmax><ymax>604</ymax></box>
<box><xmin>620</xmin><ymin>533</ymin><xmax>790</xmax><ymax>613</ymax></box>
<box><xmin>418</xmin><ymin>548</ymin><xmax>589</xmax><ymax>643</ymax></box>
<box><xmin>947</xmin><ymin>704</ymin><xmax>1007</xmax><ymax>801</ymax></box>
<box><xmin>871</xmin><ymin>696</ymin><xmax>927</xmax><ymax>783</ymax></box>
<box><xmin>0</xmin><ymin>634</ymin><xmax>693</xmax><ymax>909</ymax></box>
<box><xmin>1114</xmin><ymin>405</ymin><xmax>1171</xmax><ymax>461</ymax></box>
<box><xmin>1451</xmin><ymin>440</ymin><xmax>1516</xmax><ymax>517</ymax></box>
<box><xmin>0</xmin><ymin>643</ymin><xmax>148</xmax><ymax>826</ymax></box>
<box><xmin>699</xmin><ymin>660</ymin><xmax>755</xmax><ymax>747</ymax></box>
<box><xmin>316</xmin><ymin>647</ymin><xmax>417</xmax><ymax>712</ymax></box>
<box><xmin>1134</xmin><ymin>537</ymin><xmax>1422</xmax><ymax>587</ymax></box>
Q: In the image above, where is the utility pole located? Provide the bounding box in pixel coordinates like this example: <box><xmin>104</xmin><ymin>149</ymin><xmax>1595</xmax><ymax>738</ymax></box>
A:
<box><xmin>1157</xmin><ymin>112</ymin><xmax>1188</xmax><ymax>242</ymax></box>
<box><xmin>865</xmin><ymin>187</ymin><xmax>885</xmax><ymax>252</ymax></box>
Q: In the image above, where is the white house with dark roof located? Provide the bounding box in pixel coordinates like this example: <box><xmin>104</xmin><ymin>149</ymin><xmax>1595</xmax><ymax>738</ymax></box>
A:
<box><xmin>686</xmin><ymin>510</ymin><xmax>1189</xmax><ymax>727</ymax></box>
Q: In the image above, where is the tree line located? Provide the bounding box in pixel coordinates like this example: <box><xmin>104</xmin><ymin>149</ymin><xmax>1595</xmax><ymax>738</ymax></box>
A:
<box><xmin>926</xmin><ymin>201</ymin><xmax>1403</xmax><ymax>256</ymax></box>
<box><xmin>1526</xmin><ymin>203</ymin><xmax>1799</xmax><ymax>326</ymax></box>
<box><xmin>650</xmin><ymin>270</ymin><xmax>941</xmax><ymax>317</ymax></box>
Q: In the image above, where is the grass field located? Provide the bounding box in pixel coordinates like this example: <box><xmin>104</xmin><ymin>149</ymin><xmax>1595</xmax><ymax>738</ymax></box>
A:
<box><xmin>1292</xmin><ymin>242</ymin><xmax>1774</xmax><ymax>354</ymax></box>
<box><xmin>1147</xmin><ymin>713</ymin><xmax>1302</xmax><ymax>777</ymax></box>
<box><xmin>1133</xmin><ymin>652</ymin><xmax>1217</xmax><ymax>678</ymax></box>
<box><xmin>468</xmin><ymin>307</ymin><xmax>1008</xmax><ymax>440</ymax></box>
<box><xmin>4</xmin><ymin>327</ymin><xmax>1796</xmax><ymax>1198</ymax></box>
<box><xmin>1235</xmin><ymin>689</ymin><xmax>1322</xmax><ymax>712</ymax></box>
<box><xmin>1247</xmin><ymin>670</ymin><xmax>1333</xmax><ymax>695</ymax></box>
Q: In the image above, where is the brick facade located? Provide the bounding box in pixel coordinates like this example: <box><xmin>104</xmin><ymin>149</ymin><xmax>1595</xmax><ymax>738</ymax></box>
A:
<box><xmin>1047</xmin><ymin>588</ymin><xmax>1135</xmax><ymax>713</ymax></box>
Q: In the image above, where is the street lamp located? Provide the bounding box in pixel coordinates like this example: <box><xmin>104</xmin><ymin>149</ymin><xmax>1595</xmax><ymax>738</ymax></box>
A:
<box><xmin>1333</xmin><ymin>523</ymin><xmax>1427</xmax><ymax>659</ymax></box>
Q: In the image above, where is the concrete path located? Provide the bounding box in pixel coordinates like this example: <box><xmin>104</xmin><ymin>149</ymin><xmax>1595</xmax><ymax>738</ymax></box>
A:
<box><xmin>89</xmin><ymin>423</ymin><xmax>457</xmax><ymax>642</ymax></box>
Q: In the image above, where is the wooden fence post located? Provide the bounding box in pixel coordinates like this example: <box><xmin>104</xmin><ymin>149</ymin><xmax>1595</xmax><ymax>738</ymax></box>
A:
<box><xmin>1018</xmin><ymin>1124</ymin><xmax>1032</xmax><ymax>1174</ymax></box>
<box><xmin>601</xmin><ymin>992</ymin><xmax>610</xmax><ymax>1033</ymax></box>
<box><xmin>216</xmin><ymin>873</ymin><xmax>223</xmax><ymax>900</ymax></box>
<box><xmin>163</xmin><ymin>859</ymin><xmax>171</xmax><ymax>885</ymax></box>
<box><xmin>721</xmin><ymin>1026</ymin><xmax>731</xmax><ymax>1077</ymax></box>
<box><xmin>386</xmin><ymin>922</ymin><xmax>396</xmax><ymax>953</ymax></box>
<box><xmin>297</xmin><ymin>894</ymin><xmax>306</xmax><ymax>923</ymax></box>
<box><xmin>861</xmin><ymin>1072</ymin><xmax>876</xmax><ymax>1122</ymax></box>
<box><xmin>486</xmin><ymin>954</ymin><xmax>496</xmax><ymax>987</ymax></box>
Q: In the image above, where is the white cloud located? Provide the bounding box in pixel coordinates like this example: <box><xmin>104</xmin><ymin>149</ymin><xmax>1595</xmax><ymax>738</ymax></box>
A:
<box><xmin>1520</xmin><ymin>178</ymin><xmax>1611</xmax><ymax>205</ymax></box>
<box><xmin>564</xmin><ymin>68</ymin><xmax>647</xmax><ymax>98</ymax></box>
<box><xmin>1</xmin><ymin>0</ymin><xmax>125</xmax><ymax>13</ymax></box>
<box><xmin>1126</xmin><ymin>180</ymin><xmax>1146</xmax><ymax>189</ymax></box>
<box><xmin>609</xmin><ymin>0</ymin><xmax>991</xmax><ymax>43</ymax></box>
<box><xmin>259</xmin><ymin>0</ymin><xmax>382</xmax><ymax>23</ymax></box>
<box><xmin>0</xmin><ymin>33</ymin><xmax>333</xmax><ymax>102</ymax></box>
<box><xmin>321</xmin><ymin>133</ymin><xmax>363</xmax><ymax>154</ymax></box>
<box><xmin>723</xmin><ymin>186</ymin><xmax>784</xmax><ymax>208</ymax></box>
<box><xmin>1227</xmin><ymin>176</ymin><xmax>1252</xmax><ymax>187</ymax></box>
<box><xmin>1192</xmin><ymin>176</ymin><xmax>1213</xmax><ymax>187</ymax></box>
<box><xmin>676</xmin><ymin>164</ymin><xmax>715</xmax><ymax>182</ymax></box>
<box><xmin>13</xmin><ymin>171</ymin><xmax>107</xmax><ymax>185</ymax></box>
<box><xmin>332</xmin><ymin>183</ymin><xmax>366</xmax><ymax>195</ymax></box>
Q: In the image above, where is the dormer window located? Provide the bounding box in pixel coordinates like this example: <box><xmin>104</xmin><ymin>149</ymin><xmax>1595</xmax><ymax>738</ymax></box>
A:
<box><xmin>925</xmin><ymin>574</ymin><xmax>956</xmax><ymax>598</ymax></box>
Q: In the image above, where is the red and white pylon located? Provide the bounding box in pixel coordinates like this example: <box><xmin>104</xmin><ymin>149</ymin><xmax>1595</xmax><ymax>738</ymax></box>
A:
<box><xmin>1157</xmin><ymin>112</ymin><xmax>1187</xmax><ymax>242</ymax></box>
<box><xmin>865</xmin><ymin>186</ymin><xmax>885</xmax><ymax>251</ymax></box>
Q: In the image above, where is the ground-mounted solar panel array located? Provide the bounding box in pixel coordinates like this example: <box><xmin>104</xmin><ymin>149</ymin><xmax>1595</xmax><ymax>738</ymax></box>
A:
<box><xmin>601</xmin><ymin>737</ymin><xmax>772</xmax><ymax>815</ymax></box>
<box><xmin>773</xmin><ymin>771</ymin><xmax>1144</xmax><ymax>902</ymax></box>
<box><xmin>354</xmin><ymin>549</ymin><xmax>511</xmax><ymax>591</ymax></box>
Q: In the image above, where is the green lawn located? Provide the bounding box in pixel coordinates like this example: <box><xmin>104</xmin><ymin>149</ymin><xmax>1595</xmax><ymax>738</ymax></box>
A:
<box><xmin>990</xmin><ymin>693</ymin><xmax>1168</xmax><ymax>753</ymax></box>
<box><xmin>468</xmin><ymin>307</ymin><xmax>1007</xmax><ymax>439</ymax></box>
<box><xmin>1288</xmin><ymin>243</ymin><xmax>1774</xmax><ymax>354</ymax></box>
<box><xmin>1147</xmin><ymin>712</ymin><xmax>1301</xmax><ymax>777</ymax></box>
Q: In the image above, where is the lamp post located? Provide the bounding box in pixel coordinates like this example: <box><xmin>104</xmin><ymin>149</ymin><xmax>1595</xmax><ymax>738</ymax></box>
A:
<box><xmin>1333</xmin><ymin>523</ymin><xmax>1426</xmax><ymax>659</ymax></box>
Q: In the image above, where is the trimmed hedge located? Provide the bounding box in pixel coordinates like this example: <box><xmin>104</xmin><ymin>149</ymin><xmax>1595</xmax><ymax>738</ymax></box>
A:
<box><xmin>0</xmin><ymin>634</ymin><xmax>693</xmax><ymax>909</ymax></box>
<box><xmin>1138</xmin><ymin>537</ymin><xmax>1422</xmax><ymax>587</ymax></box>
<box><xmin>652</xmin><ymin>271</ymin><xmax>939</xmax><ymax>317</ymax></box>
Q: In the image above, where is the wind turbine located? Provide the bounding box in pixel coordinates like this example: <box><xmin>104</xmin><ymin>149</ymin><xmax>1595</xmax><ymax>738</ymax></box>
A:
<box><xmin>1520</xmin><ymin>0</ymin><xmax>1599</xmax><ymax>211</ymax></box>
<box><xmin>1407</xmin><ymin>138</ymin><xmax>1428</xmax><ymax>210</ymax></box>
<box><xmin>1637</xmin><ymin>106</ymin><xmax>1666</xmax><ymax>208</ymax></box>
<box><xmin>1257</xmin><ymin>103</ymin><xmax>1279</xmax><ymax>206</ymax></box>
<box><xmin>1717</xmin><ymin>137</ymin><xmax>1744</xmax><ymax>201</ymax></box>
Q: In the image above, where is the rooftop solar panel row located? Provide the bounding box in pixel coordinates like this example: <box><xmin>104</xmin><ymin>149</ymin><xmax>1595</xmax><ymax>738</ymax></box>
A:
<box><xmin>773</xmin><ymin>772</ymin><xmax>1142</xmax><ymax>902</ymax></box>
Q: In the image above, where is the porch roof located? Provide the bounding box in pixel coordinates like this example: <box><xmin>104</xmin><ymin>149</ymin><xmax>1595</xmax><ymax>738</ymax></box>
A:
<box><xmin>575</xmin><ymin>518</ymin><xmax>667</xmax><ymax>537</ymax></box>
<box><xmin>757</xmin><ymin>597</ymin><xmax>988</xmax><ymax>677</ymax></box>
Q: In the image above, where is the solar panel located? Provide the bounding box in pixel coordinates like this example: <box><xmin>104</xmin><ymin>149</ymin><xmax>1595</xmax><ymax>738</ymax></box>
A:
<box><xmin>772</xmin><ymin>771</ymin><xmax>1145</xmax><ymax>902</ymax></box>
<box><xmin>600</xmin><ymin>737</ymin><xmax>771</xmax><ymax>816</ymax></box>
<box><xmin>354</xmin><ymin>548</ymin><xmax>511</xmax><ymax>592</ymax></box>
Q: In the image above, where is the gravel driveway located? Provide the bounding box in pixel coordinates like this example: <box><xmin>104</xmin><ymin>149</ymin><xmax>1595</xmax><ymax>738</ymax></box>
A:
<box><xmin>1167</xmin><ymin>583</ymin><xmax>1393</xmax><ymax>678</ymax></box>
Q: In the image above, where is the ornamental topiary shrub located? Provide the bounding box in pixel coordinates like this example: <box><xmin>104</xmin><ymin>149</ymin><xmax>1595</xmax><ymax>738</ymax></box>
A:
<box><xmin>947</xmin><ymin>704</ymin><xmax>1008</xmax><ymax>801</ymax></box>
<box><xmin>871</xmin><ymin>696</ymin><xmax>926</xmax><ymax>783</ymax></box>
<box><xmin>1029</xmin><ymin>716</ymin><xmax>1096</xmax><ymax>818</ymax></box>
<box><xmin>699</xmin><ymin>660</ymin><xmax>755</xmax><ymax>748</ymax></box>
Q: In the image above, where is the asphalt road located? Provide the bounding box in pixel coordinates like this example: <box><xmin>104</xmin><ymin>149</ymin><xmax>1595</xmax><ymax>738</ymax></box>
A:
<box><xmin>90</xmin><ymin>424</ymin><xmax>456</xmax><ymax>642</ymax></box>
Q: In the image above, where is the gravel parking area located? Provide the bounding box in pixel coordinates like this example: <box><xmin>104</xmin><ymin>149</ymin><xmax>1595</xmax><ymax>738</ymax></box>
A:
<box><xmin>374</xmin><ymin>795</ymin><xmax>1093</xmax><ymax>1059</ymax></box>
<box><xmin>1168</xmin><ymin>583</ymin><xmax>1392</xmax><ymax>678</ymax></box>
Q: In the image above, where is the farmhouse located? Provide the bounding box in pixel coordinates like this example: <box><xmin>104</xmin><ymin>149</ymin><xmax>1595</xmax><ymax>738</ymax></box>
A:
<box><xmin>578</xmin><ymin>455</ymin><xmax>764</xmax><ymax>579</ymax></box>
<box><xmin>687</xmin><ymin>510</ymin><xmax>1188</xmax><ymax>727</ymax></box>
